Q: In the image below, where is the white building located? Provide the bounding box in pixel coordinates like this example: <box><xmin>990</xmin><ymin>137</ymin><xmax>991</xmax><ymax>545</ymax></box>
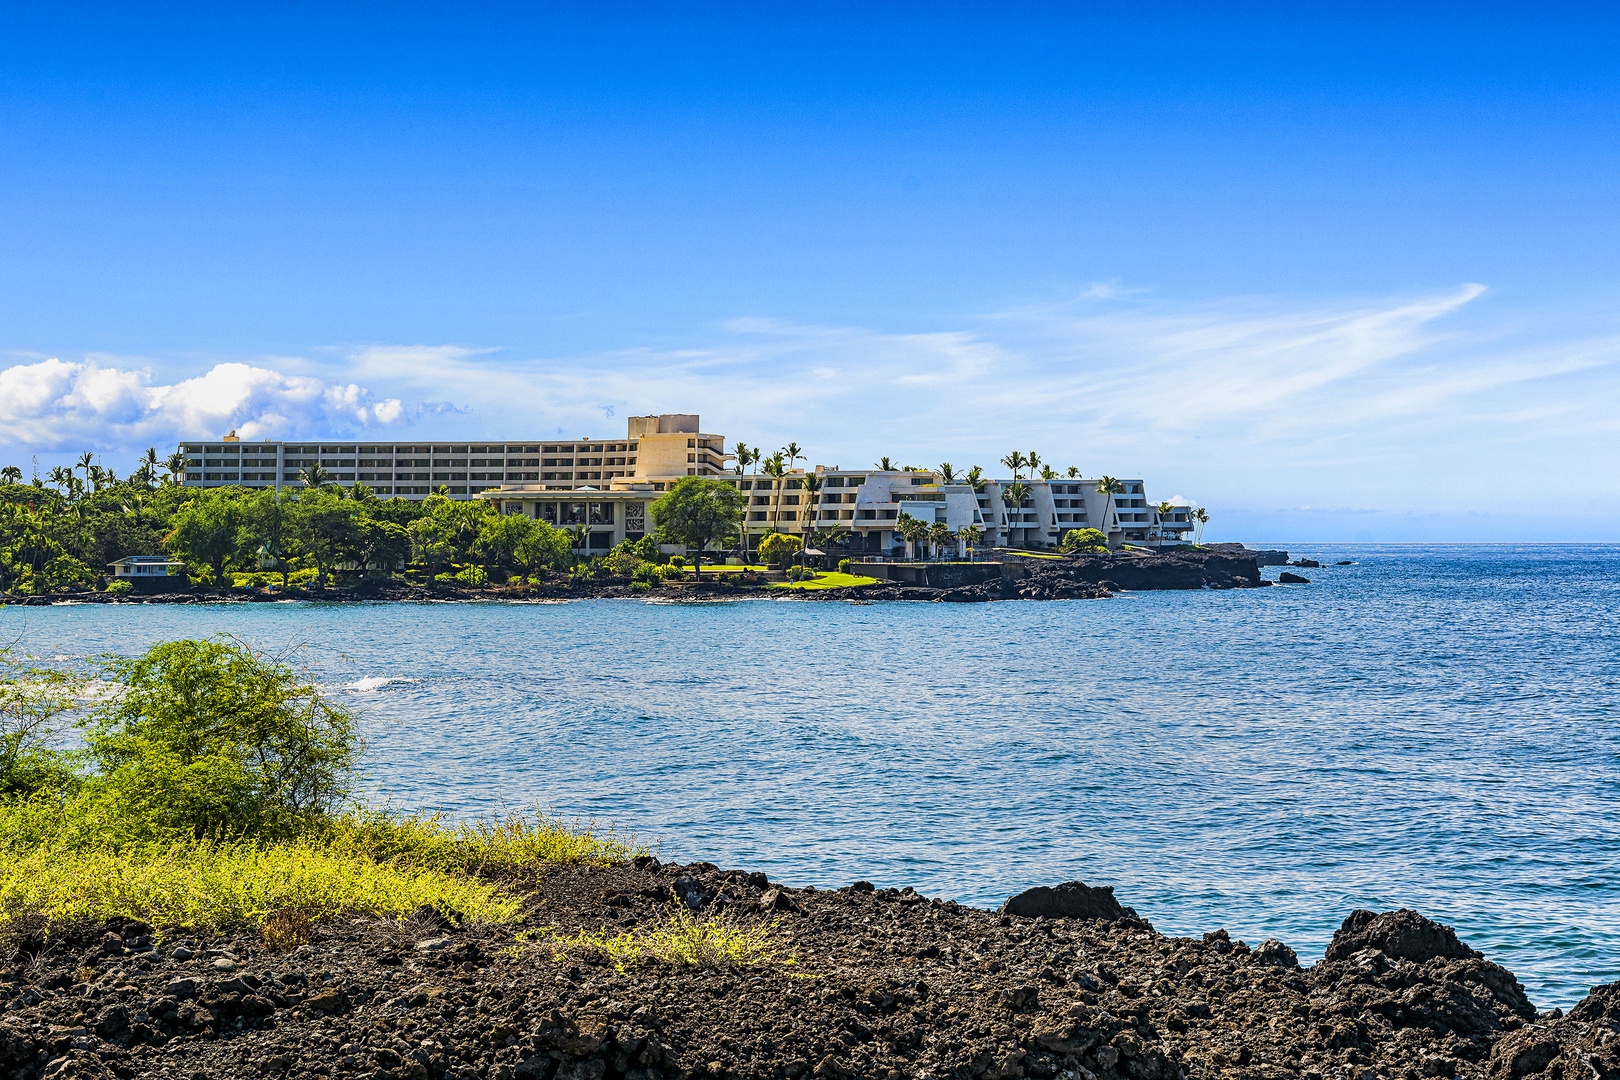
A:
<box><xmin>108</xmin><ymin>555</ymin><xmax>185</xmax><ymax>578</ymax></box>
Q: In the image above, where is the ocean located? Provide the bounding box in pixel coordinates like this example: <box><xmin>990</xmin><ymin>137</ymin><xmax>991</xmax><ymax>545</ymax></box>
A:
<box><xmin>8</xmin><ymin>543</ymin><xmax>1618</xmax><ymax>1008</ymax></box>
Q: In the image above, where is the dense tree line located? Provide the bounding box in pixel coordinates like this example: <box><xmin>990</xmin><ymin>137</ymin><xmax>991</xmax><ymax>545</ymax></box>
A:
<box><xmin>0</xmin><ymin>451</ymin><xmax>585</xmax><ymax>593</ymax></box>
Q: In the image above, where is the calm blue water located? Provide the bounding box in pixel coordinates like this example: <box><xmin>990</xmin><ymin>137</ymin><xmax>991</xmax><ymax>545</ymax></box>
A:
<box><xmin>7</xmin><ymin>544</ymin><xmax>1618</xmax><ymax>1008</ymax></box>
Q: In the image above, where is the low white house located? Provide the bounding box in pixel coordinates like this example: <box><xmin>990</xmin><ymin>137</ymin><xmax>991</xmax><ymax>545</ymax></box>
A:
<box><xmin>108</xmin><ymin>555</ymin><xmax>185</xmax><ymax>578</ymax></box>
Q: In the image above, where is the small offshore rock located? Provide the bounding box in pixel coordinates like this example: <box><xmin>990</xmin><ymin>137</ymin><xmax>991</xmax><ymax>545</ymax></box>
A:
<box><xmin>1278</xmin><ymin>571</ymin><xmax>1311</xmax><ymax>584</ymax></box>
<box><xmin>1000</xmin><ymin>881</ymin><xmax>1135</xmax><ymax>921</ymax></box>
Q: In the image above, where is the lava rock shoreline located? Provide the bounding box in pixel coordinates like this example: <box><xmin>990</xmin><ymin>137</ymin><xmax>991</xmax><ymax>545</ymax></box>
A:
<box><xmin>4</xmin><ymin>861</ymin><xmax>1610</xmax><ymax>1080</ymax></box>
<box><xmin>1</xmin><ymin>550</ymin><xmax>1270</xmax><ymax>607</ymax></box>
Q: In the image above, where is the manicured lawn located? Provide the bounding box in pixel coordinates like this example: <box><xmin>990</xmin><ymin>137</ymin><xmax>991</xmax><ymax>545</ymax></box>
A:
<box><xmin>1001</xmin><ymin>549</ymin><xmax>1065</xmax><ymax>560</ymax></box>
<box><xmin>770</xmin><ymin>571</ymin><xmax>881</xmax><ymax>590</ymax></box>
<box><xmin>679</xmin><ymin>563</ymin><xmax>768</xmax><ymax>573</ymax></box>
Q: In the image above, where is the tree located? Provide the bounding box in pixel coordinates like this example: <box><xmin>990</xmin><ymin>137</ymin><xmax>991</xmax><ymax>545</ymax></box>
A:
<box><xmin>166</xmin><ymin>491</ymin><xmax>244</xmax><ymax>585</ymax></box>
<box><xmin>0</xmin><ymin>466</ymin><xmax>21</xmax><ymax>485</ymax></box>
<box><xmin>1066</xmin><ymin>466</ymin><xmax>1081</xmax><ymax>479</ymax></box>
<box><xmin>963</xmin><ymin>466</ymin><xmax>986</xmax><ymax>492</ymax></box>
<box><xmin>476</xmin><ymin>511</ymin><xmax>535</xmax><ymax>577</ymax></box>
<box><xmin>83</xmin><ymin>639</ymin><xmax>359</xmax><ymax>840</ymax></box>
<box><xmin>291</xmin><ymin>487</ymin><xmax>358</xmax><ymax>585</ymax></box>
<box><xmin>354</xmin><ymin>518</ymin><xmax>412</xmax><ymax>576</ymax></box>
<box><xmin>300</xmin><ymin>463</ymin><xmax>330</xmax><ymax>489</ymax></box>
<box><xmin>407</xmin><ymin>494</ymin><xmax>458</xmax><ymax>580</ymax></box>
<box><xmin>783</xmin><ymin>442</ymin><xmax>804</xmax><ymax>473</ymax></box>
<box><xmin>799</xmin><ymin>471</ymin><xmax>823</xmax><ymax>543</ymax></box>
<box><xmin>756</xmin><ymin>531</ymin><xmax>803</xmax><ymax>568</ymax></box>
<box><xmin>1193</xmin><ymin>507</ymin><xmax>1209</xmax><ymax>546</ymax></box>
<box><xmin>650</xmin><ymin>476</ymin><xmax>745</xmax><ymax>579</ymax></box>
<box><xmin>928</xmin><ymin>521</ymin><xmax>953</xmax><ymax>560</ymax></box>
<box><xmin>1154</xmin><ymin>501</ymin><xmax>1175</xmax><ymax>544</ymax></box>
<box><xmin>1094</xmin><ymin>476</ymin><xmax>1126</xmax><ymax>543</ymax></box>
<box><xmin>938</xmin><ymin>463</ymin><xmax>955</xmax><ymax>484</ymax></box>
<box><xmin>162</xmin><ymin>451</ymin><xmax>186</xmax><ymax>484</ymax></box>
<box><xmin>1027</xmin><ymin>451</ymin><xmax>1043</xmax><ymax>479</ymax></box>
<box><xmin>514</xmin><ymin>519</ymin><xmax>572</xmax><ymax>575</ymax></box>
<box><xmin>1059</xmin><ymin>528</ymin><xmax>1109</xmax><ymax>554</ymax></box>
<box><xmin>959</xmin><ymin>524</ymin><xmax>984</xmax><ymax>561</ymax></box>
<box><xmin>241</xmin><ymin>488</ymin><xmax>296</xmax><ymax>587</ymax></box>
<box><xmin>1039</xmin><ymin>465</ymin><xmax>1057</xmax><ymax>481</ymax></box>
<box><xmin>0</xmin><ymin>646</ymin><xmax>85</xmax><ymax>798</ymax></box>
<box><xmin>896</xmin><ymin>512</ymin><xmax>928</xmax><ymax>560</ymax></box>
<box><xmin>1002</xmin><ymin>480</ymin><xmax>1031</xmax><ymax>547</ymax></box>
<box><xmin>761</xmin><ymin>452</ymin><xmax>786</xmax><ymax>537</ymax></box>
<box><xmin>1000</xmin><ymin>451</ymin><xmax>1028</xmax><ymax>482</ymax></box>
<box><xmin>732</xmin><ymin>442</ymin><xmax>755</xmax><ymax>476</ymax></box>
<box><xmin>875</xmin><ymin>456</ymin><xmax>895</xmax><ymax>471</ymax></box>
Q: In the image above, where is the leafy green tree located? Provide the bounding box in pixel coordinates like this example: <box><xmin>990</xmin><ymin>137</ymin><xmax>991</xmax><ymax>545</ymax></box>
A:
<box><xmin>241</xmin><ymin>488</ymin><xmax>296</xmax><ymax>587</ymax></box>
<box><xmin>476</xmin><ymin>511</ymin><xmax>535</xmax><ymax>577</ymax></box>
<box><xmin>928</xmin><ymin>521</ymin><xmax>954</xmax><ymax>559</ymax></box>
<box><xmin>756</xmin><ymin>532</ymin><xmax>803</xmax><ymax>568</ymax></box>
<box><xmin>354</xmin><ymin>518</ymin><xmax>412</xmax><ymax>576</ymax></box>
<box><xmin>291</xmin><ymin>487</ymin><xmax>358</xmax><ymax>585</ymax></box>
<box><xmin>1059</xmin><ymin>527</ymin><xmax>1109</xmax><ymax>554</ymax></box>
<box><xmin>82</xmin><ymin>639</ymin><xmax>359</xmax><ymax>840</ymax></box>
<box><xmin>0</xmin><ymin>466</ymin><xmax>20</xmax><ymax>485</ymax></box>
<box><xmin>166</xmin><ymin>491</ymin><xmax>244</xmax><ymax>585</ymax></box>
<box><xmin>650</xmin><ymin>476</ymin><xmax>744</xmax><ymax>578</ymax></box>
<box><xmin>300</xmin><ymin>463</ymin><xmax>330</xmax><ymax>489</ymax></box>
<box><xmin>515</xmin><ymin>520</ymin><xmax>572</xmax><ymax>575</ymax></box>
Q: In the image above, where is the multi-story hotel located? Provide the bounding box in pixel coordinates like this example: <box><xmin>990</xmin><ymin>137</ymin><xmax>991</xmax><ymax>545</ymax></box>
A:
<box><xmin>175</xmin><ymin>414</ymin><xmax>730</xmax><ymax>498</ymax></box>
<box><xmin>181</xmin><ymin>412</ymin><xmax>1192</xmax><ymax>554</ymax></box>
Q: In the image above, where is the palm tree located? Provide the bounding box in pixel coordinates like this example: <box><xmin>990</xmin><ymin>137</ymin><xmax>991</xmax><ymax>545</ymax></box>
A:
<box><xmin>1039</xmin><ymin>465</ymin><xmax>1057</xmax><ymax>481</ymax></box>
<box><xmin>1003</xmin><ymin>480</ymin><xmax>1032</xmax><ymax>546</ymax></box>
<box><xmin>1094</xmin><ymin>476</ymin><xmax>1125</xmax><ymax>545</ymax></box>
<box><xmin>1193</xmin><ymin>507</ymin><xmax>1209</xmax><ymax>546</ymax></box>
<box><xmin>938</xmin><ymin>462</ymin><xmax>955</xmax><ymax>484</ymax></box>
<box><xmin>1154</xmin><ymin>501</ymin><xmax>1174</xmax><ymax>545</ymax></box>
<box><xmin>959</xmin><ymin>524</ymin><xmax>984</xmax><ymax>561</ymax></box>
<box><xmin>75</xmin><ymin>451</ymin><xmax>95</xmax><ymax>483</ymax></box>
<box><xmin>0</xmin><ymin>466</ymin><xmax>20</xmax><ymax>485</ymax></box>
<box><xmin>799</xmin><ymin>471</ymin><xmax>823</xmax><ymax>548</ymax></box>
<box><xmin>163</xmin><ymin>451</ymin><xmax>186</xmax><ymax>484</ymax></box>
<box><xmin>896</xmin><ymin>512</ymin><xmax>927</xmax><ymax>560</ymax></box>
<box><xmin>1066</xmin><ymin>466</ymin><xmax>1081</xmax><ymax>478</ymax></box>
<box><xmin>999</xmin><ymin>451</ymin><xmax>1028</xmax><ymax>482</ymax></box>
<box><xmin>928</xmin><ymin>521</ymin><xmax>953</xmax><ymax>560</ymax></box>
<box><xmin>301</xmin><ymin>464</ymin><xmax>330</xmax><ymax>489</ymax></box>
<box><xmin>732</xmin><ymin>442</ymin><xmax>752</xmax><ymax>476</ymax></box>
<box><xmin>784</xmin><ymin>442</ymin><xmax>804</xmax><ymax>473</ymax></box>
<box><xmin>875</xmin><ymin>456</ymin><xmax>896</xmax><ymax>471</ymax></box>
<box><xmin>1026</xmin><ymin>451</ymin><xmax>1042</xmax><ymax>479</ymax></box>
<box><xmin>761</xmin><ymin>452</ymin><xmax>786</xmax><ymax>539</ymax></box>
<box><xmin>46</xmin><ymin>466</ymin><xmax>73</xmax><ymax>494</ymax></box>
<box><xmin>963</xmin><ymin>465</ymin><xmax>986</xmax><ymax>492</ymax></box>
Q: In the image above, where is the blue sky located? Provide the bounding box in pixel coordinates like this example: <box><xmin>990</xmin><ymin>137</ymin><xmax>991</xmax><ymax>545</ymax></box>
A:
<box><xmin>2</xmin><ymin>3</ymin><xmax>1617</xmax><ymax>540</ymax></box>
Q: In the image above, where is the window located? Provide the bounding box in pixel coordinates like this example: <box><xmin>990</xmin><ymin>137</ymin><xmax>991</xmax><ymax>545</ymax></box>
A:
<box><xmin>562</xmin><ymin>503</ymin><xmax>587</xmax><ymax>525</ymax></box>
<box><xmin>588</xmin><ymin>502</ymin><xmax>615</xmax><ymax>524</ymax></box>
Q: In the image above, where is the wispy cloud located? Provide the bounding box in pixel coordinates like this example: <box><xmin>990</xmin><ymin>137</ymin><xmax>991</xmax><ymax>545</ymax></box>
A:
<box><xmin>6</xmin><ymin>284</ymin><xmax>1619</xmax><ymax>538</ymax></box>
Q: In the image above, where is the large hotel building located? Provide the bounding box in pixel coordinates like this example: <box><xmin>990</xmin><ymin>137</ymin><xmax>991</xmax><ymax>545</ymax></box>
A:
<box><xmin>179</xmin><ymin>413</ymin><xmax>1191</xmax><ymax>555</ymax></box>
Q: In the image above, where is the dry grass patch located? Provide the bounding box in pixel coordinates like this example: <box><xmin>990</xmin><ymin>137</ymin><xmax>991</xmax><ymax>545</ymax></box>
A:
<box><xmin>546</xmin><ymin>908</ymin><xmax>794</xmax><ymax>971</ymax></box>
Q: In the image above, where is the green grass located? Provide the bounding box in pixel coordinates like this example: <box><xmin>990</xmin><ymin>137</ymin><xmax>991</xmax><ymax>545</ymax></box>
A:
<box><xmin>677</xmin><ymin>563</ymin><xmax>769</xmax><ymax>574</ymax></box>
<box><xmin>0</xmin><ymin>842</ymin><xmax>522</xmax><ymax>932</ymax></box>
<box><xmin>770</xmin><ymin>571</ymin><xmax>881</xmax><ymax>590</ymax></box>
<box><xmin>325</xmin><ymin>809</ymin><xmax>645</xmax><ymax>873</ymax></box>
<box><xmin>0</xmin><ymin>803</ymin><xmax>637</xmax><ymax>935</ymax></box>
<box><xmin>545</xmin><ymin>907</ymin><xmax>794</xmax><ymax>970</ymax></box>
<box><xmin>1002</xmin><ymin>549</ymin><xmax>1065</xmax><ymax>560</ymax></box>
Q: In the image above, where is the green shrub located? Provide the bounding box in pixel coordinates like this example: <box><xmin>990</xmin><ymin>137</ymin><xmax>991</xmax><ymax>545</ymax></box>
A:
<box><xmin>756</xmin><ymin>532</ymin><xmax>803</xmax><ymax>568</ymax></box>
<box><xmin>80</xmin><ymin>639</ymin><xmax>359</xmax><ymax>842</ymax></box>
<box><xmin>287</xmin><ymin>567</ymin><xmax>320</xmax><ymax>586</ymax></box>
<box><xmin>631</xmin><ymin>562</ymin><xmax>664</xmax><ymax>586</ymax></box>
<box><xmin>1059</xmin><ymin>528</ymin><xmax>1110</xmax><ymax>554</ymax></box>
<box><xmin>324</xmin><ymin>809</ymin><xmax>642</xmax><ymax>873</ymax></box>
<box><xmin>603</xmin><ymin>549</ymin><xmax>641</xmax><ymax>579</ymax></box>
<box><xmin>103</xmin><ymin>579</ymin><xmax>133</xmax><ymax>597</ymax></box>
<box><xmin>453</xmin><ymin>564</ymin><xmax>486</xmax><ymax>586</ymax></box>
<box><xmin>837</xmin><ymin>558</ymin><xmax>852</xmax><ymax>574</ymax></box>
<box><xmin>668</xmin><ymin>554</ymin><xmax>686</xmax><ymax>568</ymax></box>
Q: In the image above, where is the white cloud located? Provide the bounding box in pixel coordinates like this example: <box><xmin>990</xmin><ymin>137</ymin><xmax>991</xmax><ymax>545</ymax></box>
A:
<box><xmin>0</xmin><ymin>358</ymin><xmax>405</xmax><ymax>450</ymax></box>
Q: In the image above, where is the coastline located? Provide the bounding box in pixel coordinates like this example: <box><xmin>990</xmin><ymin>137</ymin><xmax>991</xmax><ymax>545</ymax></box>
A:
<box><xmin>6</xmin><ymin>859</ymin><xmax>1606</xmax><ymax>1080</ymax></box>
<box><xmin>0</xmin><ymin>550</ymin><xmax>1273</xmax><ymax>607</ymax></box>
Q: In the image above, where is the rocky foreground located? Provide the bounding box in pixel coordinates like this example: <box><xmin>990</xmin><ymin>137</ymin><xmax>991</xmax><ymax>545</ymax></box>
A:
<box><xmin>4</xmin><ymin>861</ymin><xmax>1611</xmax><ymax>1080</ymax></box>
